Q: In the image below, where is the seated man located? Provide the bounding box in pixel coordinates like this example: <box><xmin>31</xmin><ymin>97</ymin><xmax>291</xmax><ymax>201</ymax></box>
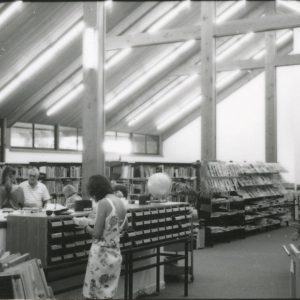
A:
<box><xmin>62</xmin><ymin>184</ymin><xmax>82</xmax><ymax>209</ymax></box>
<box><xmin>19</xmin><ymin>167</ymin><xmax>50</xmax><ymax>209</ymax></box>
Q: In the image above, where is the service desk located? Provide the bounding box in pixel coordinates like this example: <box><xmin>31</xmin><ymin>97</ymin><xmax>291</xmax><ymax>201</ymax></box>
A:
<box><xmin>0</xmin><ymin>212</ymin><xmax>7</xmax><ymax>251</ymax></box>
<box><xmin>6</xmin><ymin>202</ymin><xmax>192</xmax><ymax>298</ymax></box>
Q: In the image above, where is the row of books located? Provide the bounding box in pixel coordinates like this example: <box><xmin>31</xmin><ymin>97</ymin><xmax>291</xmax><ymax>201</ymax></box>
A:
<box><xmin>39</xmin><ymin>166</ymin><xmax>82</xmax><ymax>178</ymax></box>
<box><xmin>118</xmin><ymin>164</ymin><xmax>196</xmax><ymax>179</ymax></box>
<box><xmin>44</xmin><ymin>180</ymin><xmax>80</xmax><ymax>195</ymax></box>
<box><xmin>206</xmin><ymin>162</ymin><xmax>284</xmax><ymax>178</ymax></box>
<box><xmin>237</xmin><ymin>186</ymin><xmax>284</xmax><ymax>199</ymax></box>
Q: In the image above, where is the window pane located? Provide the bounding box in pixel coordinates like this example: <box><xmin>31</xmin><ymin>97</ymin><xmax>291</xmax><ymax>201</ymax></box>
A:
<box><xmin>132</xmin><ymin>134</ymin><xmax>146</xmax><ymax>153</ymax></box>
<box><xmin>11</xmin><ymin>122</ymin><xmax>33</xmax><ymax>147</ymax></box>
<box><xmin>34</xmin><ymin>124</ymin><xmax>54</xmax><ymax>149</ymax></box>
<box><xmin>59</xmin><ymin>126</ymin><xmax>77</xmax><ymax>150</ymax></box>
<box><xmin>146</xmin><ymin>135</ymin><xmax>159</xmax><ymax>154</ymax></box>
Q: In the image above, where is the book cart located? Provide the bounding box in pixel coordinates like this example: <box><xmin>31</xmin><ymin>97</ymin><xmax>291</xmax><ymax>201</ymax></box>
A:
<box><xmin>6</xmin><ymin>202</ymin><xmax>193</xmax><ymax>299</ymax></box>
<box><xmin>198</xmin><ymin>161</ymin><xmax>292</xmax><ymax>246</ymax></box>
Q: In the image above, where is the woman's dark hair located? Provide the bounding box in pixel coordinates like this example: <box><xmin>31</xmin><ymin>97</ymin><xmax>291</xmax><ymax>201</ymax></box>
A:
<box><xmin>1</xmin><ymin>166</ymin><xmax>16</xmax><ymax>185</ymax></box>
<box><xmin>87</xmin><ymin>175</ymin><xmax>113</xmax><ymax>202</ymax></box>
<box><xmin>113</xmin><ymin>184</ymin><xmax>128</xmax><ymax>198</ymax></box>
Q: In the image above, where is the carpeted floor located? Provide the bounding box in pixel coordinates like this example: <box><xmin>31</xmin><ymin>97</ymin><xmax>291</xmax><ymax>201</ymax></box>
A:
<box><xmin>56</xmin><ymin>226</ymin><xmax>296</xmax><ymax>300</ymax></box>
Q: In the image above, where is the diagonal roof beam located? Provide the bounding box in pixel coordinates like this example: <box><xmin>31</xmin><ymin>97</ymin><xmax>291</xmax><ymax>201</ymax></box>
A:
<box><xmin>106</xmin><ymin>25</ymin><xmax>201</xmax><ymax>50</ymax></box>
<box><xmin>214</xmin><ymin>14</ymin><xmax>300</xmax><ymax>37</ymax></box>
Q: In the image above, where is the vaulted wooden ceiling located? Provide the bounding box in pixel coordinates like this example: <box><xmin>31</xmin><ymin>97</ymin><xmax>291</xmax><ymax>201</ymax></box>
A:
<box><xmin>0</xmin><ymin>1</ymin><xmax>295</xmax><ymax>140</ymax></box>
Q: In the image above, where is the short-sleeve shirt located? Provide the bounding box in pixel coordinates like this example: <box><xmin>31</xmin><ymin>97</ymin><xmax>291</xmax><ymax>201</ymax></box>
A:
<box><xmin>19</xmin><ymin>181</ymin><xmax>50</xmax><ymax>208</ymax></box>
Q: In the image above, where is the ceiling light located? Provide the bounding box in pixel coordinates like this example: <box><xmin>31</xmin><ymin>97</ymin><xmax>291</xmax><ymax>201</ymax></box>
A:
<box><xmin>277</xmin><ymin>0</ymin><xmax>300</xmax><ymax>13</ymax></box>
<box><xmin>105</xmin><ymin>39</ymin><xmax>196</xmax><ymax>111</ymax></box>
<box><xmin>216</xmin><ymin>0</ymin><xmax>246</xmax><ymax>24</ymax></box>
<box><xmin>0</xmin><ymin>21</ymin><xmax>84</xmax><ymax>103</ymax></box>
<box><xmin>217</xmin><ymin>32</ymin><xmax>254</xmax><ymax>62</ymax></box>
<box><xmin>157</xmin><ymin>96</ymin><xmax>202</xmax><ymax>130</ymax></box>
<box><xmin>147</xmin><ymin>0</ymin><xmax>191</xmax><ymax>33</ymax></box>
<box><xmin>83</xmin><ymin>27</ymin><xmax>98</xmax><ymax>69</ymax></box>
<box><xmin>128</xmin><ymin>74</ymin><xmax>199</xmax><ymax>127</ymax></box>
<box><xmin>217</xmin><ymin>70</ymin><xmax>241</xmax><ymax>89</ymax></box>
<box><xmin>0</xmin><ymin>1</ymin><xmax>23</xmax><ymax>28</ymax></box>
<box><xmin>46</xmin><ymin>84</ymin><xmax>84</xmax><ymax>116</ymax></box>
<box><xmin>253</xmin><ymin>49</ymin><xmax>265</xmax><ymax>60</ymax></box>
<box><xmin>276</xmin><ymin>30</ymin><xmax>293</xmax><ymax>46</ymax></box>
<box><xmin>105</xmin><ymin>48</ymin><xmax>132</xmax><ymax>70</ymax></box>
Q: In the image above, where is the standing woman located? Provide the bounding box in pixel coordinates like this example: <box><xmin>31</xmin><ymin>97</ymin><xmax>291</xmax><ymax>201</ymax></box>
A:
<box><xmin>0</xmin><ymin>166</ymin><xmax>24</xmax><ymax>209</ymax></box>
<box><xmin>74</xmin><ymin>175</ymin><xmax>127</xmax><ymax>299</ymax></box>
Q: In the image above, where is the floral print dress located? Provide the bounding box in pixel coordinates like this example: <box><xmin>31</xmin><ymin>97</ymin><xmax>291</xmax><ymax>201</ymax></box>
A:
<box><xmin>83</xmin><ymin>198</ymin><xmax>126</xmax><ymax>299</ymax></box>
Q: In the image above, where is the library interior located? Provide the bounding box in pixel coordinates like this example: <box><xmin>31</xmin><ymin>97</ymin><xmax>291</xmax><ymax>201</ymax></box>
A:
<box><xmin>1</xmin><ymin>1</ymin><xmax>300</xmax><ymax>299</ymax></box>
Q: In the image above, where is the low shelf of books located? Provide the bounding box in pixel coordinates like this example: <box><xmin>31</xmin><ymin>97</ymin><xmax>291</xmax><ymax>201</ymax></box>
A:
<box><xmin>199</xmin><ymin>161</ymin><xmax>291</xmax><ymax>246</ymax></box>
<box><xmin>109</xmin><ymin>162</ymin><xmax>197</xmax><ymax>203</ymax></box>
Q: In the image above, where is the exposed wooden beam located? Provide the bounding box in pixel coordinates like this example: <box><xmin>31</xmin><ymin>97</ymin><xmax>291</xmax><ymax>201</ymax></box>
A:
<box><xmin>265</xmin><ymin>2</ymin><xmax>277</xmax><ymax>162</ymax></box>
<box><xmin>82</xmin><ymin>2</ymin><xmax>106</xmax><ymax>197</ymax></box>
<box><xmin>214</xmin><ymin>13</ymin><xmax>300</xmax><ymax>37</ymax></box>
<box><xmin>201</xmin><ymin>1</ymin><xmax>216</xmax><ymax>161</ymax></box>
<box><xmin>217</xmin><ymin>58</ymin><xmax>264</xmax><ymax>72</ymax></box>
<box><xmin>106</xmin><ymin>25</ymin><xmax>201</xmax><ymax>50</ymax></box>
<box><xmin>275</xmin><ymin>53</ymin><xmax>300</xmax><ymax>67</ymax></box>
<box><xmin>0</xmin><ymin>119</ymin><xmax>6</xmax><ymax>162</ymax></box>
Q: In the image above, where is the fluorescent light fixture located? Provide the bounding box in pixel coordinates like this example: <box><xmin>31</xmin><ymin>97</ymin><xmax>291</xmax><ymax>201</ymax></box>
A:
<box><xmin>0</xmin><ymin>1</ymin><xmax>23</xmax><ymax>28</ymax></box>
<box><xmin>277</xmin><ymin>0</ymin><xmax>300</xmax><ymax>13</ymax></box>
<box><xmin>128</xmin><ymin>74</ymin><xmax>199</xmax><ymax>127</ymax></box>
<box><xmin>217</xmin><ymin>32</ymin><xmax>254</xmax><ymax>62</ymax></box>
<box><xmin>103</xmin><ymin>138</ymin><xmax>132</xmax><ymax>154</ymax></box>
<box><xmin>253</xmin><ymin>49</ymin><xmax>265</xmax><ymax>60</ymax></box>
<box><xmin>217</xmin><ymin>70</ymin><xmax>241</xmax><ymax>89</ymax></box>
<box><xmin>0</xmin><ymin>21</ymin><xmax>84</xmax><ymax>103</ymax></box>
<box><xmin>216</xmin><ymin>0</ymin><xmax>246</xmax><ymax>24</ymax></box>
<box><xmin>157</xmin><ymin>96</ymin><xmax>202</xmax><ymax>130</ymax></box>
<box><xmin>47</xmin><ymin>84</ymin><xmax>84</xmax><ymax>116</ymax></box>
<box><xmin>105</xmin><ymin>48</ymin><xmax>132</xmax><ymax>70</ymax></box>
<box><xmin>105</xmin><ymin>39</ymin><xmax>196</xmax><ymax>111</ymax></box>
<box><xmin>276</xmin><ymin>30</ymin><xmax>293</xmax><ymax>46</ymax></box>
<box><xmin>147</xmin><ymin>0</ymin><xmax>191</xmax><ymax>33</ymax></box>
<box><xmin>83</xmin><ymin>27</ymin><xmax>98</xmax><ymax>69</ymax></box>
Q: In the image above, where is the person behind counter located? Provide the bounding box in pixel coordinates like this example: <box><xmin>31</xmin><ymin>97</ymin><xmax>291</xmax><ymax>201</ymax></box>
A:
<box><xmin>74</xmin><ymin>175</ymin><xmax>128</xmax><ymax>299</ymax></box>
<box><xmin>0</xmin><ymin>166</ymin><xmax>24</xmax><ymax>209</ymax></box>
<box><xmin>62</xmin><ymin>184</ymin><xmax>82</xmax><ymax>209</ymax></box>
<box><xmin>113</xmin><ymin>184</ymin><xmax>128</xmax><ymax>207</ymax></box>
<box><xmin>19</xmin><ymin>167</ymin><xmax>50</xmax><ymax>209</ymax></box>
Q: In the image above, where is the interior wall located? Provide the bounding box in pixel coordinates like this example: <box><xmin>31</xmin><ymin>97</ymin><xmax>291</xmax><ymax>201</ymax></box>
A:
<box><xmin>162</xmin><ymin>117</ymin><xmax>201</xmax><ymax>163</ymax></box>
<box><xmin>217</xmin><ymin>73</ymin><xmax>266</xmax><ymax>162</ymax></box>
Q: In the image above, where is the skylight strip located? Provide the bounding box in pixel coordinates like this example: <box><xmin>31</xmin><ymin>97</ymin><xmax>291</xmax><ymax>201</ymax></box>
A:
<box><xmin>0</xmin><ymin>1</ymin><xmax>23</xmax><ymax>28</ymax></box>
<box><xmin>147</xmin><ymin>0</ymin><xmax>191</xmax><ymax>33</ymax></box>
<box><xmin>216</xmin><ymin>32</ymin><xmax>254</xmax><ymax>63</ymax></box>
<box><xmin>105</xmin><ymin>48</ymin><xmax>132</xmax><ymax>70</ymax></box>
<box><xmin>217</xmin><ymin>70</ymin><xmax>241</xmax><ymax>89</ymax></box>
<box><xmin>156</xmin><ymin>96</ymin><xmax>202</xmax><ymax>130</ymax></box>
<box><xmin>277</xmin><ymin>0</ymin><xmax>300</xmax><ymax>13</ymax></box>
<box><xmin>46</xmin><ymin>84</ymin><xmax>84</xmax><ymax>116</ymax></box>
<box><xmin>105</xmin><ymin>39</ymin><xmax>196</xmax><ymax>111</ymax></box>
<box><xmin>216</xmin><ymin>0</ymin><xmax>246</xmax><ymax>24</ymax></box>
<box><xmin>128</xmin><ymin>74</ymin><xmax>199</xmax><ymax>127</ymax></box>
<box><xmin>0</xmin><ymin>21</ymin><xmax>84</xmax><ymax>103</ymax></box>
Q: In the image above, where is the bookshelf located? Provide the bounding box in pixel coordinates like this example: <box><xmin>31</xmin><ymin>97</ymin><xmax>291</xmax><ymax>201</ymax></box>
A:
<box><xmin>199</xmin><ymin>161</ymin><xmax>292</xmax><ymax>245</ymax></box>
<box><xmin>108</xmin><ymin>162</ymin><xmax>198</xmax><ymax>203</ymax></box>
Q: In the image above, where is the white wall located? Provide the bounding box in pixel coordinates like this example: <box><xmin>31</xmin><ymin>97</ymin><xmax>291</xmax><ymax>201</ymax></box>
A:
<box><xmin>217</xmin><ymin>73</ymin><xmax>266</xmax><ymax>162</ymax></box>
<box><xmin>162</xmin><ymin>117</ymin><xmax>201</xmax><ymax>163</ymax></box>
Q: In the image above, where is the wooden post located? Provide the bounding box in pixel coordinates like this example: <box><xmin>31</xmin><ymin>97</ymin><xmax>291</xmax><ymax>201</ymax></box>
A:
<box><xmin>82</xmin><ymin>2</ymin><xmax>106</xmax><ymax>197</ymax></box>
<box><xmin>265</xmin><ymin>1</ymin><xmax>277</xmax><ymax>162</ymax></box>
<box><xmin>0</xmin><ymin>119</ymin><xmax>6</xmax><ymax>162</ymax></box>
<box><xmin>201</xmin><ymin>1</ymin><xmax>216</xmax><ymax>161</ymax></box>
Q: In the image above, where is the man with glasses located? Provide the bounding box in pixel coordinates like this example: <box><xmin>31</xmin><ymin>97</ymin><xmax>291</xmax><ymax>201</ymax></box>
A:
<box><xmin>19</xmin><ymin>167</ymin><xmax>50</xmax><ymax>208</ymax></box>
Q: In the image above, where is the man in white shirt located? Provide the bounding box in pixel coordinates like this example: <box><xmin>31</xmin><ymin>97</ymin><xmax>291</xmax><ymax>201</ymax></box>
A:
<box><xmin>19</xmin><ymin>167</ymin><xmax>51</xmax><ymax>209</ymax></box>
